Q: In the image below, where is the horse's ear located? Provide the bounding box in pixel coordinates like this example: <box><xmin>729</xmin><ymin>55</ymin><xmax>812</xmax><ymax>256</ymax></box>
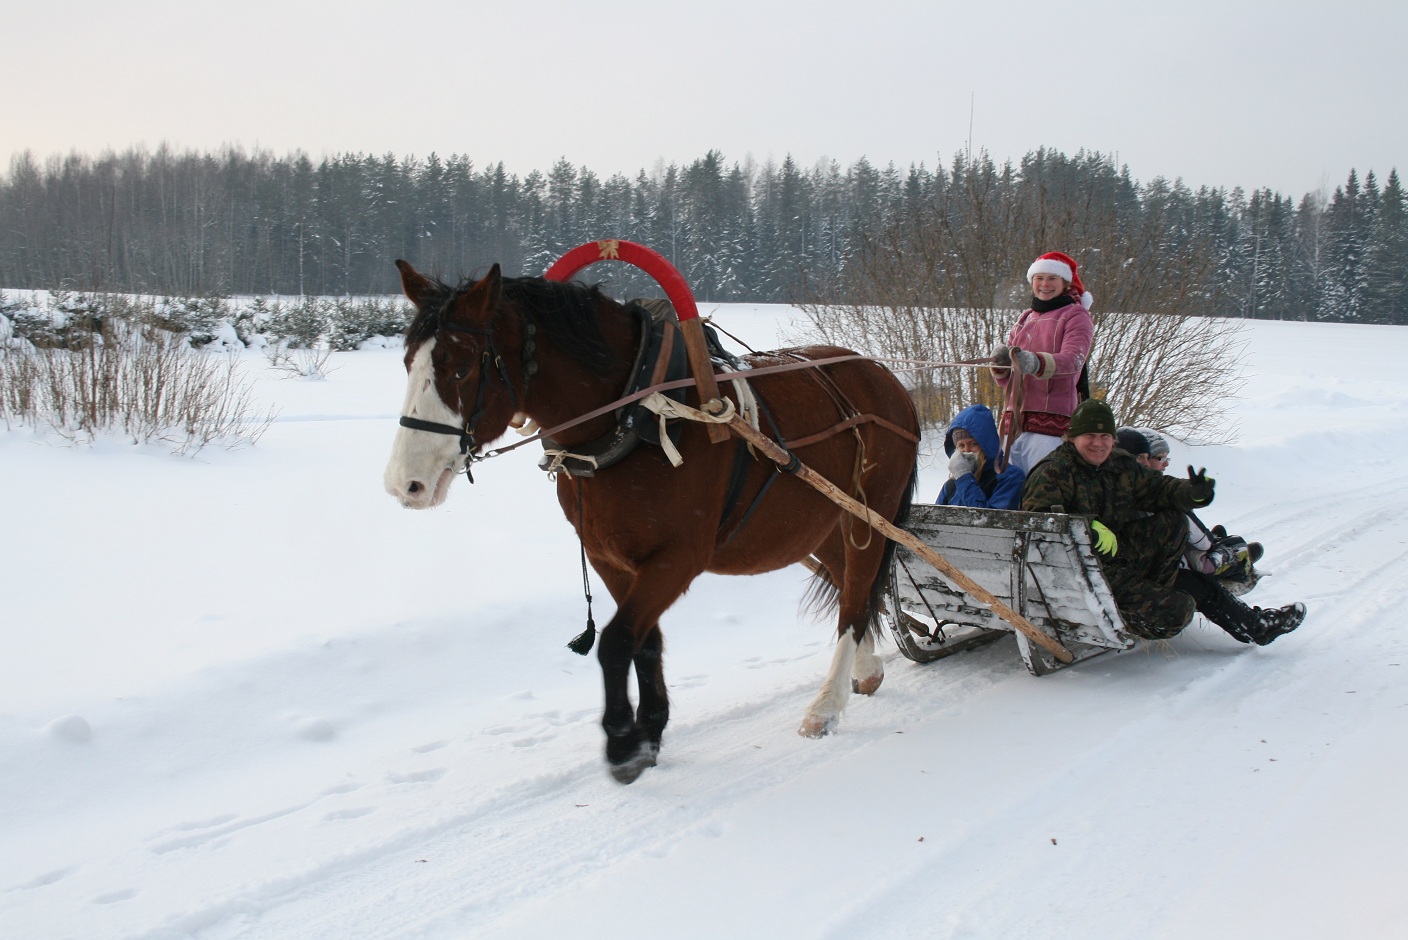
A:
<box><xmin>452</xmin><ymin>263</ymin><xmax>503</xmax><ymax>321</ymax></box>
<box><xmin>395</xmin><ymin>259</ymin><xmax>437</xmax><ymax>309</ymax></box>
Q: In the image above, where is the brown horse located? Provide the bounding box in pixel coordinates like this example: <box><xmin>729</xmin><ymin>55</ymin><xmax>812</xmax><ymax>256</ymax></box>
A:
<box><xmin>383</xmin><ymin>261</ymin><xmax>919</xmax><ymax>783</ymax></box>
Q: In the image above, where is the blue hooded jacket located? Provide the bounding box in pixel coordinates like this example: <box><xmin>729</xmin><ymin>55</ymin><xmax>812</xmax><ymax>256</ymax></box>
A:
<box><xmin>937</xmin><ymin>404</ymin><xmax>1026</xmax><ymax>510</ymax></box>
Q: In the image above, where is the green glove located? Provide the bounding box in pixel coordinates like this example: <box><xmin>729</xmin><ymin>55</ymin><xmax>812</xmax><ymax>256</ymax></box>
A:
<box><xmin>1090</xmin><ymin>519</ymin><xmax>1118</xmax><ymax>557</ymax></box>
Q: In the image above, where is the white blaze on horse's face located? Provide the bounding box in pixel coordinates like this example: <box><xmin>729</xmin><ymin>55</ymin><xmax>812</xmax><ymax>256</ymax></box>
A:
<box><xmin>384</xmin><ymin>338</ymin><xmax>465</xmax><ymax>509</ymax></box>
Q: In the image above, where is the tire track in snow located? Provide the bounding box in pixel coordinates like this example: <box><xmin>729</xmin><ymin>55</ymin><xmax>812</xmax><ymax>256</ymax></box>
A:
<box><xmin>103</xmin><ymin>465</ymin><xmax>1408</xmax><ymax>939</ymax></box>
<box><xmin>139</xmin><ymin>662</ymin><xmax>907</xmax><ymax>939</ymax></box>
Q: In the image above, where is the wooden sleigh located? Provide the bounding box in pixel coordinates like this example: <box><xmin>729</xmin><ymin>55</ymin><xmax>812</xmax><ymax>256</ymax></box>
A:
<box><xmin>883</xmin><ymin>504</ymin><xmax>1135</xmax><ymax>675</ymax></box>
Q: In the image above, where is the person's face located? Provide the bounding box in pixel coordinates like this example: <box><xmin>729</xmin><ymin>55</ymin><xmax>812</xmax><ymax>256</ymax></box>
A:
<box><xmin>1137</xmin><ymin>453</ymin><xmax>1170</xmax><ymax>472</ymax></box>
<box><xmin>1073</xmin><ymin>432</ymin><xmax>1115</xmax><ymax>466</ymax></box>
<box><xmin>1032</xmin><ymin>273</ymin><xmax>1067</xmax><ymax>301</ymax></box>
<box><xmin>954</xmin><ymin>437</ymin><xmax>982</xmax><ymax>455</ymax></box>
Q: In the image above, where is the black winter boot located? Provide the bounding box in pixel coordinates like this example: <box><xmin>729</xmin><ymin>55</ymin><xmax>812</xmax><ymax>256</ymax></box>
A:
<box><xmin>1175</xmin><ymin>569</ymin><xmax>1255</xmax><ymax>642</ymax></box>
<box><xmin>1175</xmin><ymin>569</ymin><xmax>1306</xmax><ymax>645</ymax></box>
<box><xmin>1248</xmin><ymin>602</ymin><xmax>1306</xmax><ymax>646</ymax></box>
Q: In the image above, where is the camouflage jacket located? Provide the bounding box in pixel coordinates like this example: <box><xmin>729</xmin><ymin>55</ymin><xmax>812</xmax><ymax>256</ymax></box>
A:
<box><xmin>1020</xmin><ymin>441</ymin><xmax>1200</xmax><ymax>533</ymax></box>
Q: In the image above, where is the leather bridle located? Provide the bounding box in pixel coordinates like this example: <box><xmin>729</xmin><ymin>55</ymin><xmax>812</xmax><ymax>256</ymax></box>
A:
<box><xmin>396</xmin><ymin>308</ymin><xmax>537</xmax><ymax>484</ymax></box>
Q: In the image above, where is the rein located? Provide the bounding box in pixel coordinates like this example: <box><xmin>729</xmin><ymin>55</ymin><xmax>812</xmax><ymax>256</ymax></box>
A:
<box><xmin>398</xmin><ymin>339</ymin><xmax>1036</xmax><ymax>473</ymax></box>
<box><xmin>996</xmin><ymin>362</ymin><xmax>1025</xmax><ymax>473</ymax></box>
<box><xmin>453</xmin><ymin>352</ymin><xmax>884</xmax><ymax>467</ymax></box>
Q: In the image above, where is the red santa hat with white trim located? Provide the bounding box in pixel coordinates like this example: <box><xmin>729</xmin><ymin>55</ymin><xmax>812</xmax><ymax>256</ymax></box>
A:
<box><xmin>1027</xmin><ymin>251</ymin><xmax>1094</xmax><ymax>310</ymax></box>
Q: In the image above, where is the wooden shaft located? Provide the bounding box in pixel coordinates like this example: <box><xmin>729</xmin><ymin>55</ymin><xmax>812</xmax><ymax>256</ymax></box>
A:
<box><xmin>679</xmin><ymin>317</ymin><xmax>730</xmax><ymax>443</ymax></box>
<box><xmin>726</xmin><ymin>415</ymin><xmax>1075</xmax><ymax>664</ymax></box>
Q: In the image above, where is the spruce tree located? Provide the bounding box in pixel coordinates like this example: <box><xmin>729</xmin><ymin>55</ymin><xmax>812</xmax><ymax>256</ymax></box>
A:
<box><xmin>1363</xmin><ymin>169</ymin><xmax>1407</xmax><ymax>324</ymax></box>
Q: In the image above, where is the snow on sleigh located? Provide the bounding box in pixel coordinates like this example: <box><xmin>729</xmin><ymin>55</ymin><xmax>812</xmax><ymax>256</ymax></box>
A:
<box><xmin>883</xmin><ymin>503</ymin><xmax>1136</xmax><ymax>675</ymax></box>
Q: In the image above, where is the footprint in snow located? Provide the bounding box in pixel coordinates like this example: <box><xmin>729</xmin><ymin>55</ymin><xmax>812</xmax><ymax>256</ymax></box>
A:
<box><xmin>17</xmin><ymin>867</ymin><xmax>76</xmax><ymax>889</ymax></box>
<box><xmin>320</xmin><ymin>781</ymin><xmax>363</xmax><ymax>796</ymax></box>
<box><xmin>46</xmin><ymin>715</ymin><xmax>92</xmax><ymax>742</ymax></box>
<box><xmin>386</xmin><ymin>768</ymin><xmax>447</xmax><ymax>785</ymax></box>
<box><xmin>292</xmin><ymin>717</ymin><xmax>336</xmax><ymax>741</ymax></box>
<box><xmin>511</xmin><ymin>734</ymin><xmax>555</xmax><ymax>748</ymax></box>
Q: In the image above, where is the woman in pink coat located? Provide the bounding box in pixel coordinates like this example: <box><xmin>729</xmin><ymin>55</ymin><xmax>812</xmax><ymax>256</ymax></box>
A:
<box><xmin>991</xmin><ymin>251</ymin><xmax>1095</xmax><ymax>472</ymax></box>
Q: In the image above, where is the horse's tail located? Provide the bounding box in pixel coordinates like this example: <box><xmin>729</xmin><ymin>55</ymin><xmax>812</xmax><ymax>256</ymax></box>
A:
<box><xmin>862</xmin><ymin>459</ymin><xmax>919</xmax><ymax>638</ymax></box>
<box><xmin>800</xmin><ymin>558</ymin><xmax>841</xmax><ymax>622</ymax></box>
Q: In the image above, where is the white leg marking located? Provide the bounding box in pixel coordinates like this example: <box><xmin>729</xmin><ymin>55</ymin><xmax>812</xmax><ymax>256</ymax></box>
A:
<box><xmin>852</xmin><ymin>629</ymin><xmax>884</xmax><ymax>695</ymax></box>
<box><xmin>799</xmin><ymin>632</ymin><xmax>859</xmax><ymax>738</ymax></box>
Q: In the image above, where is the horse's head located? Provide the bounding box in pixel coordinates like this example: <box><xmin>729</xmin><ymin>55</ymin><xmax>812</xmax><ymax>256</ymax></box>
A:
<box><xmin>384</xmin><ymin>260</ymin><xmax>527</xmax><ymax>509</ymax></box>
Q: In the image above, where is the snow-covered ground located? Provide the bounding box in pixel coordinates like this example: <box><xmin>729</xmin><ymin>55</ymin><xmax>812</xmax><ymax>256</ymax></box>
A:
<box><xmin>2</xmin><ymin>306</ymin><xmax>1405</xmax><ymax>940</ymax></box>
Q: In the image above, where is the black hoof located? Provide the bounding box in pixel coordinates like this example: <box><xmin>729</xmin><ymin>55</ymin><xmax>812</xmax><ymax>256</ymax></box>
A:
<box><xmin>607</xmin><ymin>742</ymin><xmax>659</xmax><ymax>784</ymax></box>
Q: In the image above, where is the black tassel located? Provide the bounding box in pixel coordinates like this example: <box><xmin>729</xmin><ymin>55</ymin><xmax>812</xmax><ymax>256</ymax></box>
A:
<box><xmin>567</xmin><ymin>616</ymin><xmax>596</xmax><ymax>655</ymax></box>
<box><xmin>567</xmin><ymin>479</ymin><xmax>597</xmax><ymax>655</ymax></box>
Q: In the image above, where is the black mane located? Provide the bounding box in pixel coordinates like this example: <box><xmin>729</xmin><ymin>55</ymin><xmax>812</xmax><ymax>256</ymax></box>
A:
<box><xmin>404</xmin><ymin>273</ymin><xmax>617</xmax><ymax>371</ymax></box>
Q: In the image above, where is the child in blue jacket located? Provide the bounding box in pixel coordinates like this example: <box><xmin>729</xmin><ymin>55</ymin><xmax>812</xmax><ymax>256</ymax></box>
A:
<box><xmin>936</xmin><ymin>404</ymin><xmax>1026</xmax><ymax>510</ymax></box>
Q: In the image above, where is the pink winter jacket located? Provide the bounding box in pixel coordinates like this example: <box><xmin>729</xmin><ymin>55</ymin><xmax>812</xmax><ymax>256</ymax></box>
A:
<box><xmin>993</xmin><ymin>300</ymin><xmax>1094</xmax><ymax>423</ymax></box>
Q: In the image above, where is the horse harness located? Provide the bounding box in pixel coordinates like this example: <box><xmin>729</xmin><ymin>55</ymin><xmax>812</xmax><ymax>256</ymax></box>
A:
<box><xmin>396</xmin><ymin>295</ymin><xmax>921</xmax><ymax>537</ymax></box>
<box><xmin>731</xmin><ymin>350</ymin><xmax>921</xmax><ymax>549</ymax></box>
<box><xmin>538</xmin><ymin>300</ymin><xmax>692</xmax><ymax>478</ymax></box>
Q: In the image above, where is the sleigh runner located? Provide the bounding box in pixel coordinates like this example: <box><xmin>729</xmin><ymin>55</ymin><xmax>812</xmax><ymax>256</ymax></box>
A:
<box><xmin>882</xmin><ymin>504</ymin><xmax>1135</xmax><ymax>675</ymax></box>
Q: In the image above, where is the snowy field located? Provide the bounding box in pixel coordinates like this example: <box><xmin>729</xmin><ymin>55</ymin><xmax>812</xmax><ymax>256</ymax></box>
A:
<box><xmin>2</xmin><ymin>306</ymin><xmax>1406</xmax><ymax>939</ymax></box>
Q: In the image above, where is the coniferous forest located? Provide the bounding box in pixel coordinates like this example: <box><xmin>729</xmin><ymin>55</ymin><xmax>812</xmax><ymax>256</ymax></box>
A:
<box><xmin>0</xmin><ymin>145</ymin><xmax>1403</xmax><ymax>324</ymax></box>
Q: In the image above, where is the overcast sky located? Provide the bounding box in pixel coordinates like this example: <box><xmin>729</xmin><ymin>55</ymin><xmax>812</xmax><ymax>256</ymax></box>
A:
<box><xmin>5</xmin><ymin>0</ymin><xmax>1404</xmax><ymax>198</ymax></box>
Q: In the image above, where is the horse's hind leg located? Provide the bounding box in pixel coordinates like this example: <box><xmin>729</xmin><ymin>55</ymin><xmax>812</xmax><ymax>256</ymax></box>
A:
<box><xmin>799</xmin><ymin>523</ymin><xmax>890</xmax><ymax>737</ymax></box>
<box><xmin>852</xmin><ymin>627</ymin><xmax>884</xmax><ymax>696</ymax></box>
<box><xmin>799</xmin><ymin>630</ymin><xmax>860</xmax><ymax>738</ymax></box>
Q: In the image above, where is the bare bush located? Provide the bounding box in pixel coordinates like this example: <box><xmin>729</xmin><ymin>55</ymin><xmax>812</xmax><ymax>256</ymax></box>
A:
<box><xmin>797</xmin><ymin>302</ymin><xmax>1246</xmax><ymax>445</ymax></box>
<box><xmin>263</xmin><ymin>340</ymin><xmax>336</xmax><ymax>379</ymax></box>
<box><xmin>797</xmin><ymin>151</ymin><xmax>1246</xmax><ymax>443</ymax></box>
<box><xmin>788</xmin><ymin>303</ymin><xmax>1005</xmax><ymax>428</ymax></box>
<box><xmin>1090</xmin><ymin>312</ymin><xmax>1246</xmax><ymax>444</ymax></box>
<box><xmin>0</xmin><ymin>318</ymin><xmax>275</xmax><ymax>454</ymax></box>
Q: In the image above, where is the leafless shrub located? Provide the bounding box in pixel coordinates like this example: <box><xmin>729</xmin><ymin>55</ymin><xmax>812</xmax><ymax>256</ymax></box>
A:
<box><xmin>797</xmin><ymin>152</ymin><xmax>1245</xmax><ymax>443</ymax></box>
<box><xmin>796</xmin><ymin>302</ymin><xmax>1247</xmax><ymax>445</ymax></box>
<box><xmin>789</xmin><ymin>302</ymin><xmax>1004</xmax><ymax>429</ymax></box>
<box><xmin>1089</xmin><ymin>311</ymin><xmax>1246</xmax><ymax>444</ymax></box>
<box><xmin>0</xmin><ymin>318</ymin><xmax>274</xmax><ymax>453</ymax></box>
<box><xmin>264</xmin><ymin>340</ymin><xmax>336</xmax><ymax>379</ymax></box>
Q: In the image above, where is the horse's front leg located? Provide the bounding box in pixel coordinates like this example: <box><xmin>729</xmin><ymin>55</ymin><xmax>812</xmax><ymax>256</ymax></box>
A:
<box><xmin>627</xmin><ymin>627</ymin><xmax>670</xmax><ymax>776</ymax></box>
<box><xmin>596</xmin><ymin>617</ymin><xmax>654</xmax><ymax>783</ymax></box>
<box><xmin>594</xmin><ymin>551</ymin><xmax>701</xmax><ymax>783</ymax></box>
<box><xmin>632</xmin><ymin>624</ymin><xmax>668</xmax><ymax>753</ymax></box>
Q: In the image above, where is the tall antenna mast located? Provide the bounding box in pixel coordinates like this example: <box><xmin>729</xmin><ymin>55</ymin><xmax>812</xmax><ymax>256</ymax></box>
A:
<box><xmin>967</xmin><ymin>92</ymin><xmax>974</xmax><ymax>161</ymax></box>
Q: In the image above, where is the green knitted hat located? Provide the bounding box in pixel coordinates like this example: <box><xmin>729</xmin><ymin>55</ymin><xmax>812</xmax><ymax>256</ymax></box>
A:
<box><xmin>1067</xmin><ymin>399</ymin><xmax>1116</xmax><ymax>437</ymax></box>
